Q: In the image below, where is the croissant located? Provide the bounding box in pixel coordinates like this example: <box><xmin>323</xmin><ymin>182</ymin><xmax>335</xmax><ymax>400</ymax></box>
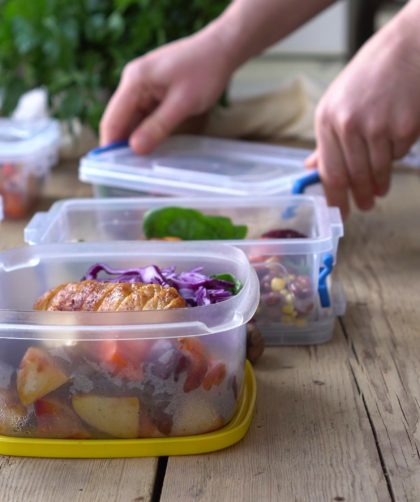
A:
<box><xmin>34</xmin><ymin>280</ymin><xmax>186</xmax><ymax>312</ymax></box>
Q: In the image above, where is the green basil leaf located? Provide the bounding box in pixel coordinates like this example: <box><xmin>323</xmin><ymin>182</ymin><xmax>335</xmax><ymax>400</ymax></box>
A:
<box><xmin>143</xmin><ymin>207</ymin><xmax>247</xmax><ymax>241</ymax></box>
<box><xmin>211</xmin><ymin>273</ymin><xmax>243</xmax><ymax>294</ymax></box>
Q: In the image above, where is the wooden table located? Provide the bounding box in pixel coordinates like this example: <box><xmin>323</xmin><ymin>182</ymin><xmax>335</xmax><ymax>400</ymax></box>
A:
<box><xmin>0</xmin><ymin>162</ymin><xmax>419</xmax><ymax>502</ymax></box>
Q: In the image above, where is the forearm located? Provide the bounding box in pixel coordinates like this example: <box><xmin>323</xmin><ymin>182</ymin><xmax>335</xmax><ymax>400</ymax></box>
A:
<box><xmin>387</xmin><ymin>0</ymin><xmax>420</xmax><ymax>51</ymax></box>
<box><xmin>202</xmin><ymin>0</ymin><xmax>335</xmax><ymax>70</ymax></box>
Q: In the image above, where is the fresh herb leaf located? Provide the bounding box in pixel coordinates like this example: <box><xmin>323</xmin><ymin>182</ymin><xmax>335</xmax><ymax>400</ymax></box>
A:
<box><xmin>143</xmin><ymin>207</ymin><xmax>248</xmax><ymax>241</ymax></box>
<box><xmin>211</xmin><ymin>273</ymin><xmax>242</xmax><ymax>294</ymax></box>
<box><xmin>0</xmin><ymin>1</ymin><xmax>228</xmax><ymax>130</ymax></box>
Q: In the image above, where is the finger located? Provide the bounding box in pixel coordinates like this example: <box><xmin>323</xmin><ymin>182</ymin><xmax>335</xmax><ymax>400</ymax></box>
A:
<box><xmin>392</xmin><ymin>139</ymin><xmax>413</xmax><ymax>160</ymax></box>
<box><xmin>129</xmin><ymin>87</ymin><xmax>192</xmax><ymax>154</ymax></box>
<box><xmin>366</xmin><ymin>138</ymin><xmax>393</xmax><ymax>196</ymax></box>
<box><xmin>340</xmin><ymin>134</ymin><xmax>375</xmax><ymax>210</ymax></box>
<box><xmin>316</xmin><ymin>125</ymin><xmax>350</xmax><ymax>218</ymax></box>
<box><xmin>100</xmin><ymin>88</ymin><xmax>148</xmax><ymax>146</ymax></box>
<box><xmin>100</xmin><ymin>71</ymin><xmax>156</xmax><ymax>146</ymax></box>
<box><xmin>304</xmin><ymin>151</ymin><xmax>318</xmax><ymax>169</ymax></box>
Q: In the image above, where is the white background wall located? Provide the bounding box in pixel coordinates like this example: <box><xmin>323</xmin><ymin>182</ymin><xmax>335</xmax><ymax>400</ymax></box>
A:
<box><xmin>266</xmin><ymin>1</ymin><xmax>348</xmax><ymax>57</ymax></box>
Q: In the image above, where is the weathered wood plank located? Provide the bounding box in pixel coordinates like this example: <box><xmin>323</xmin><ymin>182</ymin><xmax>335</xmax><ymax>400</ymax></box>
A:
<box><xmin>161</xmin><ymin>331</ymin><xmax>389</xmax><ymax>502</ymax></box>
<box><xmin>338</xmin><ymin>172</ymin><xmax>420</xmax><ymax>502</ymax></box>
<box><xmin>0</xmin><ymin>457</ymin><xmax>157</xmax><ymax>502</ymax></box>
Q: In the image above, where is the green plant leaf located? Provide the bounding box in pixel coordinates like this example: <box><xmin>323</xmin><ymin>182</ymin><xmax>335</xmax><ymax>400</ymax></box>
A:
<box><xmin>143</xmin><ymin>207</ymin><xmax>247</xmax><ymax>241</ymax></box>
<box><xmin>0</xmin><ymin>0</ymin><xmax>228</xmax><ymax>127</ymax></box>
<box><xmin>211</xmin><ymin>273</ymin><xmax>243</xmax><ymax>294</ymax></box>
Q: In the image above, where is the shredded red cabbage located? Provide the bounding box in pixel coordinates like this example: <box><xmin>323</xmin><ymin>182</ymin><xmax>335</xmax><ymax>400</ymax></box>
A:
<box><xmin>82</xmin><ymin>263</ymin><xmax>238</xmax><ymax>307</ymax></box>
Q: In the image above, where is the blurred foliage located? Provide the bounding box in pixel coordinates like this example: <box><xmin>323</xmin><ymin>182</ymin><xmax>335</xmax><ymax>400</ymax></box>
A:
<box><xmin>0</xmin><ymin>0</ymin><xmax>227</xmax><ymax>130</ymax></box>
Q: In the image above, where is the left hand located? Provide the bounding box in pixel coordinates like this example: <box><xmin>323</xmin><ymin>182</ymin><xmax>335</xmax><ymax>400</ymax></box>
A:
<box><xmin>306</xmin><ymin>3</ymin><xmax>420</xmax><ymax>218</ymax></box>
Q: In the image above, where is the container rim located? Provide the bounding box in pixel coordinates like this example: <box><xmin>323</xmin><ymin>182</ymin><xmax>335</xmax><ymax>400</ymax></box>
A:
<box><xmin>0</xmin><ymin>118</ymin><xmax>60</xmax><ymax>160</ymax></box>
<box><xmin>0</xmin><ymin>242</ymin><xmax>260</xmax><ymax>340</ymax></box>
<box><xmin>25</xmin><ymin>195</ymin><xmax>339</xmax><ymax>253</ymax></box>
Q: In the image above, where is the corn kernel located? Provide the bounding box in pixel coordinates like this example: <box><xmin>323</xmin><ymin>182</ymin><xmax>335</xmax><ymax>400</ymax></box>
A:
<box><xmin>271</xmin><ymin>277</ymin><xmax>286</xmax><ymax>291</ymax></box>
<box><xmin>282</xmin><ymin>304</ymin><xmax>295</xmax><ymax>315</ymax></box>
<box><xmin>285</xmin><ymin>293</ymin><xmax>293</xmax><ymax>303</ymax></box>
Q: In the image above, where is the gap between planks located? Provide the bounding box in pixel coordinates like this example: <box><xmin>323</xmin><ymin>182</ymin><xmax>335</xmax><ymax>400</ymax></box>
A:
<box><xmin>159</xmin><ymin>325</ymin><xmax>390</xmax><ymax>502</ymax></box>
<box><xmin>336</xmin><ymin>172</ymin><xmax>420</xmax><ymax>502</ymax></box>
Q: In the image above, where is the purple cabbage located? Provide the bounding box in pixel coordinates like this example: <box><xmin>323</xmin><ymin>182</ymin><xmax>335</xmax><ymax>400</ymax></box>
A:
<box><xmin>82</xmin><ymin>263</ymin><xmax>239</xmax><ymax>307</ymax></box>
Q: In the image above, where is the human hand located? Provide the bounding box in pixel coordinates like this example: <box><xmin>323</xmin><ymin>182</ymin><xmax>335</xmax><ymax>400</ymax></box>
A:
<box><xmin>100</xmin><ymin>28</ymin><xmax>234</xmax><ymax>154</ymax></box>
<box><xmin>100</xmin><ymin>0</ymin><xmax>336</xmax><ymax>154</ymax></box>
<box><xmin>306</xmin><ymin>3</ymin><xmax>420</xmax><ymax>217</ymax></box>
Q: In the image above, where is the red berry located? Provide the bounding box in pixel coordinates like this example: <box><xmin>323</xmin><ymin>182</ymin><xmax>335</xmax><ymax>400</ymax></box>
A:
<box><xmin>261</xmin><ymin>228</ymin><xmax>307</xmax><ymax>239</ymax></box>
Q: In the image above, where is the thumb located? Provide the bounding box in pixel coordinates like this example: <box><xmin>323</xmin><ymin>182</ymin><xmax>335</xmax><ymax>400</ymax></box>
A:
<box><xmin>305</xmin><ymin>150</ymin><xmax>319</xmax><ymax>169</ymax></box>
<box><xmin>129</xmin><ymin>88</ymin><xmax>191</xmax><ymax>154</ymax></box>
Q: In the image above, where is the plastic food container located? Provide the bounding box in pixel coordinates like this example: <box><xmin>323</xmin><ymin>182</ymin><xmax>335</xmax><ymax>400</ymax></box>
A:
<box><xmin>25</xmin><ymin>195</ymin><xmax>344</xmax><ymax>344</ymax></box>
<box><xmin>0</xmin><ymin>242</ymin><xmax>259</xmax><ymax>441</ymax></box>
<box><xmin>0</xmin><ymin>361</ymin><xmax>256</xmax><ymax>458</ymax></box>
<box><xmin>0</xmin><ymin>196</ymin><xmax>3</xmax><ymax>222</ymax></box>
<box><xmin>79</xmin><ymin>135</ymin><xmax>313</xmax><ymax>198</ymax></box>
<box><xmin>258</xmin><ymin>279</ymin><xmax>346</xmax><ymax>345</ymax></box>
<box><xmin>0</xmin><ymin>119</ymin><xmax>60</xmax><ymax>219</ymax></box>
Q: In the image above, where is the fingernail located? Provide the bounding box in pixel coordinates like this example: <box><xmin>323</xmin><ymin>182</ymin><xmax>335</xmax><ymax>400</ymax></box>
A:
<box><xmin>130</xmin><ymin>133</ymin><xmax>154</xmax><ymax>154</ymax></box>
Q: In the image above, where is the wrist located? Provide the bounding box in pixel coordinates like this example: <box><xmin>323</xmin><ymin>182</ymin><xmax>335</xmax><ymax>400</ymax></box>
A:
<box><xmin>197</xmin><ymin>8</ymin><xmax>252</xmax><ymax>73</ymax></box>
<box><xmin>389</xmin><ymin>0</ymin><xmax>420</xmax><ymax>56</ymax></box>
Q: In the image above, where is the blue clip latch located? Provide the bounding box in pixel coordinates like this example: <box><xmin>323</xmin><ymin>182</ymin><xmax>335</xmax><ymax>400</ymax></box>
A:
<box><xmin>291</xmin><ymin>170</ymin><xmax>321</xmax><ymax>195</ymax></box>
<box><xmin>88</xmin><ymin>140</ymin><xmax>129</xmax><ymax>157</ymax></box>
<box><xmin>318</xmin><ymin>253</ymin><xmax>334</xmax><ymax>308</ymax></box>
<box><xmin>283</xmin><ymin>171</ymin><xmax>322</xmax><ymax>219</ymax></box>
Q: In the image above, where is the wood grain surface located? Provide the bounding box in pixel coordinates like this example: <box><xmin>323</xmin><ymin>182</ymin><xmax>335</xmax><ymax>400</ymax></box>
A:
<box><xmin>1</xmin><ymin>162</ymin><xmax>419</xmax><ymax>501</ymax></box>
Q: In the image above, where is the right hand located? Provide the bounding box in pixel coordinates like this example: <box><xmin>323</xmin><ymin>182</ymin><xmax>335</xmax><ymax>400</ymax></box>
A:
<box><xmin>305</xmin><ymin>1</ymin><xmax>420</xmax><ymax>218</ymax></box>
<box><xmin>100</xmin><ymin>30</ymin><xmax>234</xmax><ymax>154</ymax></box>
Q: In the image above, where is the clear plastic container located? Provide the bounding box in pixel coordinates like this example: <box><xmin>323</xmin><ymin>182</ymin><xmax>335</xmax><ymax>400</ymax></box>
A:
<box><xmin>25</xmin><ymin>195</ymin><xmax>344</xmax><ymax>344</ymax></box>
<box><xmin>0</xmin><ymin>196</ymin><xmax>3</xmax><ymax>222</ymax></box>
<box><xmin>0</xmin><ymin>242</ymin><xmax>259</xmax><ymax>440</ymax></box>
<box><xmin>79</xmin><ymin>135</ymin><xmax>313</xmax><ymax>198</ymax></box>
<box><xmin>0</xmin><ymin>119</ymin><xmax>60</xmax><ymax>219</ymax></box>
<box><xmin>254</xmin><ymin>276</ymin><xmax>346</xmax><ymax>345</ymax></box>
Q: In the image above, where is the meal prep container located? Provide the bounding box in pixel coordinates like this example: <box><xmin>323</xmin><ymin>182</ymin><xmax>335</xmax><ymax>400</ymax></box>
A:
<box><xmin>0</xmin><ymin>361</ymin><xmax>256</xmax><ymax>458</ymax></box>
<box><xmin>0</xmin><ymin>119</ymin><xmax>60</xmax><ymax>219</ymax></box>
<box><xmin>79</xmin><ymin>135</ymin><xmax>314</xmax><ymax>198</ymax></box>
<box><xmin>25</xmin><ymin>195</ymin><xmax>344</xmax><ymax>345</ymax></box>
<box><xmin>0</xmin><ymin>242</ymin><xmax>259</xmax><ymax>443</ymax></box>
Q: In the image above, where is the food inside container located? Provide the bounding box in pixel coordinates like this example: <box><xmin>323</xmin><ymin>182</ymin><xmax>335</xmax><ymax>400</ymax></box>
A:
<box><xmin>0</xmin><ymin>242</ymin><xmax>259</xmax><ymax>439</ymax></box>
<box><xmin>0</xmin><ymin>119</ymin><xmax>60</xmax><ymax>219</ymax></box>
<box><xmin>25</xmin><ymin>195</ymin><xmax>343</xmax><ymax>343</ymax></box>
<box><xmin>79</xmin><ymin>135</ymin><xmax>313</xmax><ymax>198</ymax></box>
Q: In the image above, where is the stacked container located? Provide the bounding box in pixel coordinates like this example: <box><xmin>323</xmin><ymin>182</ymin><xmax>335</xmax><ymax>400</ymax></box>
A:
<box><xmin>26</xmin><ymin>193</ymin><xmax>345</xmax><ymax>345</ymax></box>
<box><xmin>79</xmin><ymin>135</ymin><xmax>316</xmax><ymax>198</ymax></box>
<box><xmin>0</xmin><ymin>135</ymin><xmax>345</xmax><ymax>457</ymax></box>
<box><xmin>77</xmin><ymin>135</ymin><xmax>345</xmax><ymax>344</ymax></box>
<box><xmin>0</xmin><ymin>119</ymin><xmax>60</xmax><ymax>219</ymax></box>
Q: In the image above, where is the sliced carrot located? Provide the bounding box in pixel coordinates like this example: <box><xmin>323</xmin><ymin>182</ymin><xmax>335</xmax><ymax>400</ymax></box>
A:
<box><xmin>178</xmin><ymin>338</ymin><xmax>209</xmax><ymax>393</ymax></box>
<box><xmin>202</xmin><ymin>361</ymin><xmax>227</xmax><ymax>391</ymax></box>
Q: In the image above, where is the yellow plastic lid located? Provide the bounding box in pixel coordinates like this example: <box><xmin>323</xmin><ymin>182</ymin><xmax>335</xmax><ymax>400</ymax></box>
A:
<box><xmin>0</xmin><ymin>361</ymin><xmax>256</xmax><ymax>458</ymax></box>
